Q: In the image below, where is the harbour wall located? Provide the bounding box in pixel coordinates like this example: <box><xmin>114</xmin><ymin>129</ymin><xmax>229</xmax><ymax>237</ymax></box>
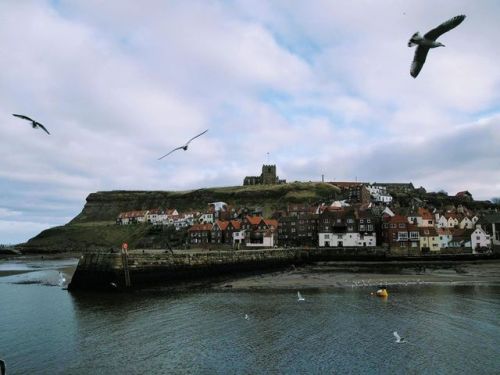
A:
<box><xmin>68</xmin><ymin>247</ymin><xmax>385</xmax><ymax>290</ymax></box>
<box><xmin>67</xmin><ymin>247</ymin><xmax>497</xmax><ymax>291</ymax></box>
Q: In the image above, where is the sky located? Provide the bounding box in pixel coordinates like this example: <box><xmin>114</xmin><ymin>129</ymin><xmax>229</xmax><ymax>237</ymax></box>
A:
<box><xmin>1</xmin><ymin>0</ymin><xmax>499</xmax><ymax>244</ymax></box>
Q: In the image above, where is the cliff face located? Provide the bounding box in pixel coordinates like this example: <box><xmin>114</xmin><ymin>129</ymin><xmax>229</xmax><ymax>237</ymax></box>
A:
<box><xmin>71</xmin><ymin>182</ymin><xmax>340</xmax><ymax>223</ymax></box>
<box><xmin>19</xmin><ymin>183</ymin><xmax>340</xmax><ymax>253</ymax></box>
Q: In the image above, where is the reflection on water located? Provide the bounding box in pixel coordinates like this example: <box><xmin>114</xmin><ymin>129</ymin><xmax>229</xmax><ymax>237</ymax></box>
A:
<box><xmin>0</xmin><ymin>278</ymin><xmax>499</xmax><ymax>374</ymax></box>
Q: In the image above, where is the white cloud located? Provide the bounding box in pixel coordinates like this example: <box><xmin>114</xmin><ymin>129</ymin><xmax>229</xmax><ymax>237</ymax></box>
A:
<box><xmin>0</xmin><ymin>1</ymin><xmax>499</xmax><ymax>243</ymax></box>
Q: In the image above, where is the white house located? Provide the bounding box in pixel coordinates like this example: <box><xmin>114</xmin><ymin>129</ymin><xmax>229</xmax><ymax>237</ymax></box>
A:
<box><xmin>437</xmin><ymin>228</ymin><xmax>452</xmax><ymax>248</ymax></box>
<box><xmin>117</xmin><ymin>210</ymin><xmax>149</xmax><ymax>225</ymax></box>
<box><xmin>471</xmin><ymin>226</ymin><xmax>491</xmax><ymax>253</ymax></box>
<box><xmin>459</xmin><ymin>217</ymin><xmax>474</xmax><ymax>229</ymax></box>
<box><xmin>198</xmin><ymin>213</ymin><xmax>214</xmax><ymax>224</ymax></box>
<box><xmin>366</xmin><ymin>185</ymin><xmax>393</xmax><ymax>204</ymax></box>
<box><xmin>435</xmin><ymin>215</ymin><xmax>448</xmax><ymax>228</ymax></box>
<box><xmin>446</xmin><ymin>215</ymin><xmax>460</xmax><ymax>228</ymax></box>
<box><xmin>318</xmin><ymin>232</ymin><xmax>376</xmax><ymax>247</ymax></box>
<box><xmin>245</xmin><ymin>230</ymin><xmax>275</xmax><ymax>248</ymax></box>
<box><xmin>233</xmin><ymin>230</ymin><xmax>246</xmax><ymax>247</ymax></box>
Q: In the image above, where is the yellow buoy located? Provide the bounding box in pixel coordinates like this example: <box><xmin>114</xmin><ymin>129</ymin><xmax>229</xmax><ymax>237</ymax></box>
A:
<box><xmin>376</xmin><ymin>288</ymin><xmax>388</xmax><ymax>297</ymax></box>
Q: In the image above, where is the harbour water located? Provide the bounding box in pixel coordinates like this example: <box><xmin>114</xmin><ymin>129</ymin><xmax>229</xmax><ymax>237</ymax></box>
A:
<box><xmin>0</xmin><ymin>258</ymin><xmax>499</xmax><ymax>374</ymax></box>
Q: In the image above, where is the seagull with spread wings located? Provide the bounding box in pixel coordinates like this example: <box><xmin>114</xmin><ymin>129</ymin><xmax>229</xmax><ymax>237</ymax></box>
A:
<box><xmin>12</xmin><ymin>114</ymin><xmax>50</xmax><ymax>135</ymax></box>
<box><xmin>408</xmin><ymin>15</ymin><xmax>466</xmax><ymax>78</ymax></box>
<box><xmin>158</xmin><ymin>129</ymin><xmax>208</xmax><ymax>160</ymax></box>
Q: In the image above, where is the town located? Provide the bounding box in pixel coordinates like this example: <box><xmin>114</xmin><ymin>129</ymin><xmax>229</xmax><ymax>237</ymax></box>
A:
<box><xmin>114</xmin><ymin>165</ymin><xmax>500</xmax><ymax>255</ymax></box>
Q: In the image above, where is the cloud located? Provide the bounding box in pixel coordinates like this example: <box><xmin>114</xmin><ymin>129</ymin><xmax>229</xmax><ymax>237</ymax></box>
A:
<box><xmin>0</xmin><ymin>1</ymin><xmax>499</xmax><ymax>243</ymax></box>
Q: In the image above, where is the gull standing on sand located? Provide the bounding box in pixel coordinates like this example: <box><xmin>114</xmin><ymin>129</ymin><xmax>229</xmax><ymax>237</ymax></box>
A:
<box><xmin>12</xmin><ymin>114</ymin><xmax>50</xmax><ymax>134</ymax></box>
<box><xmin>408</xmin><ymin>15</ymin><xmax>466</xmax><ymax>78</ymax></box>
<box><xmin>297</xmin><ymin>291</ymin><xmax>305</xmax><ymax>301</ymax></box>
<box><xmin>158</xmin><ymin>129</ymin><xmax>208</xmax><ymax>159</ymax></box>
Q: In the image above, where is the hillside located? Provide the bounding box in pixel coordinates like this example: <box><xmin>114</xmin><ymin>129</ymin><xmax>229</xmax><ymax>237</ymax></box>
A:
<box><xmin>19</xmin><ymin>182</ymin><xmax>340</xmax><ymax>253</ymax></box>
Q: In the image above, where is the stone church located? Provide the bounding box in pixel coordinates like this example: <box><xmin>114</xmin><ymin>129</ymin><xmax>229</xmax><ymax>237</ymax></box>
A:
<box><xmin>243</xmin><ymin>165</ymin><xmax>286</xmax><ymax>186</ymax></box>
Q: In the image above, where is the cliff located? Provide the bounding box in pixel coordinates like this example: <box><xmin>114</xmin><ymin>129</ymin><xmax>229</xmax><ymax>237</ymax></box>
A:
<box><xmin>19</xmin><ymin>182</ymin><xmax>339</xmax><ymax>253</ymax></box>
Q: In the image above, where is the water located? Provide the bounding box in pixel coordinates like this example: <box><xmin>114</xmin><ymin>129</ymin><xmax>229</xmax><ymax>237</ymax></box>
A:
<box><xmin>1</xmin><ymin>261</ymin><xmax>499</xmax><ymax>374</ymax></box>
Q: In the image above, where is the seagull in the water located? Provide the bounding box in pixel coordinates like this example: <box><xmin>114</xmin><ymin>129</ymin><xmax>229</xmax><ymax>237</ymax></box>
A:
<box><xmin>12</xmin><ymin>114</ymin><xmax>50</xmax><ymax>135</ymax></box>
<box><xmin>408</xmin><ymin>15</ymin><xmax>466</xmax><ymax>78</ymax></box>
<box><xmin>297</xmin><ymin>291</ymin><xmax>305</xmax><ymax>301</ymax></box>
<box><xmin>158</xmin><ymin>129</ymin><xmax>208</xmax><ymax>160</ymax></box>
<box><xmin>393</xmin><ymin>331</ymin><xmax>406</xmax><ymax>343</ymax></box>
<box><xmin>244</xmin><ymin>314</ymin><xmax>249</xmax><ymax>320</ymax></box>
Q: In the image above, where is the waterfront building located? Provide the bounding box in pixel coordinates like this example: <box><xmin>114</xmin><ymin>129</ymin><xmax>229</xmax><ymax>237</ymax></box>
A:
<box><xmin>419</xmin><ymin>227</ymin><xmax>440</xmax><ymax>252</ymax></box>
<box><xmin>188</xmin><ymin>224</ymin><xmax>213</xmax><ymax>244</ymax></box>
<box><xmin>471</xmin><ymin>225</ymin><xmax>491</xmax><ymax>253</ymax></box>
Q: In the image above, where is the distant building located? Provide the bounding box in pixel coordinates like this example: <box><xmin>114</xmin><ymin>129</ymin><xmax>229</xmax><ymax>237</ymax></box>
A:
<box><xmin>243</xmin><ymin>165</ymin><xmax>286</xmax><ymax>186</ymax></box>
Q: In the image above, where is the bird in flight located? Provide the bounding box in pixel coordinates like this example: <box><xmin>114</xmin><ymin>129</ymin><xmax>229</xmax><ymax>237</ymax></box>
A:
<box><xmin>393</xmin><ymin>331</ymin><xmax>406</xmax><ymax>343</ymax></box>
<box><xmin>408</xmin><ymin>15</ymin><xmax>466</xmax><ymax>78</ymax></box>
<box><xmin>12</xmin><ymin>114</ymin><xmax>50</xmax><ymax>135</ymax></box>
<box><xmin>158</xmin><ymin>129</ymin><xmax>208</xmax><ymax>160</ymax></box>
<box><xmin>297</xmin><ymin>291</ymin><xmax>305</xmax><ymax>301</ymax></box>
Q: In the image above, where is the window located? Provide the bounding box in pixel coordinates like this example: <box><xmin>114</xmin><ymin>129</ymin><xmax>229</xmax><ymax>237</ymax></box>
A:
<box><xmin>324</xmin><ymin>234</ymin><xmax>330</xmax><ymax>239</ymax></box>
<box><xmin>337</xmin><ymin>218</ymin><xmax>342</xmax><ymax>223</ymax></box>
<box><xmin>476</xmin><ymin>236</ymin><xmax>480</xmax><ymax>240</ymax></box>
<box><xmin>400</xmin><ymin>242</ymin><xmax>405</xmax><ymax>247</ymax></box>
<box><xmin>390</xmin><ymin>224</ymin><xmax>396</xmax><ymax>228</ymax></box>
<box><xmin>348</xmin><ymin>218</ymin><xmax>355</xmax><ymax>224</ymax></box>
<box><xmin>359</xmin><ymin>225</ymin><xmax>365</xmax><ymax>231</ymax></box>
<box><xmin>367</xmin><ymin>219</ymin><xmax>371</xmax><ymax>223</ymax></box>
<box><xmin>383</xmin><ymin>223</ymin><xmax>388</xmax><ymax>228</ymax></box>
<box><xmin>399</xmin><ymin>223</ymin><xmax>405</xmax><ymax>228</ymax></box>
<box><xmin>367</xmin><ymin>225</ymin><xmax>373</xmax><ymax>231</ymax></box>
<box><xmin>348</xmin><ymin>226</ymin><xmax>354</xmax><ymax>231</ymax></box>
<box><xmin>410</xmin><ymin>232</ymin><xmax>419</xmax><ymax>239</ymax></box>
<box><xmin>398</xmin><ymin>232</ymin><xmax>408</xmax><ymax>240</ymax></box>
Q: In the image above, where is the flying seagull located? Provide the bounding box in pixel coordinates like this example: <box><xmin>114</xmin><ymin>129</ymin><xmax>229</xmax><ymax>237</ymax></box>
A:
<box><xmin>297</xmin><ymin>291</ymin><xmax>305</xmax><ymax>301</ymax></box>
<box><xmin>408</xmin><ymin>15</ymin><xmax>466</xmax><ymax>78</ymax></box>
<box><xmin>12</xmin><ymin>114</ymin><xmax>50</xmax><ymax>134</ymax></box>
<box><xmin>158</xmin><ymin>129</ymin><xmax>208</xmax><ymax>160</ymax></box>
<box><xmin>393</xmin><ymin>331</ymin><xmax>406</xmax><ymax>343</ymax></box>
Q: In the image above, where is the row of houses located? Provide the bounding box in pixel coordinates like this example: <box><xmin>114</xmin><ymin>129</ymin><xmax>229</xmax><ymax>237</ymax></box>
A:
<box><xmin>188</xmin><ymin>216</ymin><xmax>278</xmax><ymax>248</ymax></box>
<box><xmin>116</xmin><ymin>203</ymin><xmax>500</xmax><ymax>253</ymax></box>
<box><xmin>116</xmin><ymin>209</ymin><xmax>196</xmax><ymax>230</ymax></box>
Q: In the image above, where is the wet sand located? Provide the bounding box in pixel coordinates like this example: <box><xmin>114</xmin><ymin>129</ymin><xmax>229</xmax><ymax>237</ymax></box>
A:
<box><xmin>213</xmin><ymin>260</ymin><xmax>500</xmax><ymax>290</ymax></box>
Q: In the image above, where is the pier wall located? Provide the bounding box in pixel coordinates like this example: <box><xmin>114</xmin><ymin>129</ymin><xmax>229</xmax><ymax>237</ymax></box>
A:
<box><xmin>68</xmin><ymin>247</ymin><xmax>496</xmax><ymax>291</ymax></box>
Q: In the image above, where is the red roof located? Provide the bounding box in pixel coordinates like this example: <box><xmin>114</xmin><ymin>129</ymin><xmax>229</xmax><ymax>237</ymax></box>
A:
<box><xmin>246</xmin><ymin>216</ymin><xmax>263</xmax><ymax>225</ymax></box>
<box><xmin>188</xmin><ymin>224</ymin><xmax>213</xmax><ymax>232</ymax></box>
<box><xmin>418</xmin><ymin>208</ymin><xmax>434</xmax><ymax>220</ymax></box>
<box><xmin>230</xmin><ymin>220</ymin><xmax>241</xmax><ymax>230</ymax></box>
<box><xmin>214</xmin><ymin>220</ymin><xmax>229</xmax><ymax>231</ymax></box>
<box><xmin>118</xmin><ymin>210</ymin><xmax>148</xmax><ymax>219</ymax></box>
<box><xmin>264</xmin><ymin>219</ymin><xmax>278</xmax><ymax>229</ymax></box>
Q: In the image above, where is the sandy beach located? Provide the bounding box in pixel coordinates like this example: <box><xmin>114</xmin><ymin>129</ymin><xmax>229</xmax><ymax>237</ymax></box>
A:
<box><xmin>212</xmin><ymin>260</ymin><xmax>500</xmax><ymax>290</ymax></box>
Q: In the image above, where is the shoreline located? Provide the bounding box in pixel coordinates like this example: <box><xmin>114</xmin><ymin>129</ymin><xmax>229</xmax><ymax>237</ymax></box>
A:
<box><xmin>210</xmin><ymin>260</ymin><xmax>500</xmax><ymax>291</ymax></box>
